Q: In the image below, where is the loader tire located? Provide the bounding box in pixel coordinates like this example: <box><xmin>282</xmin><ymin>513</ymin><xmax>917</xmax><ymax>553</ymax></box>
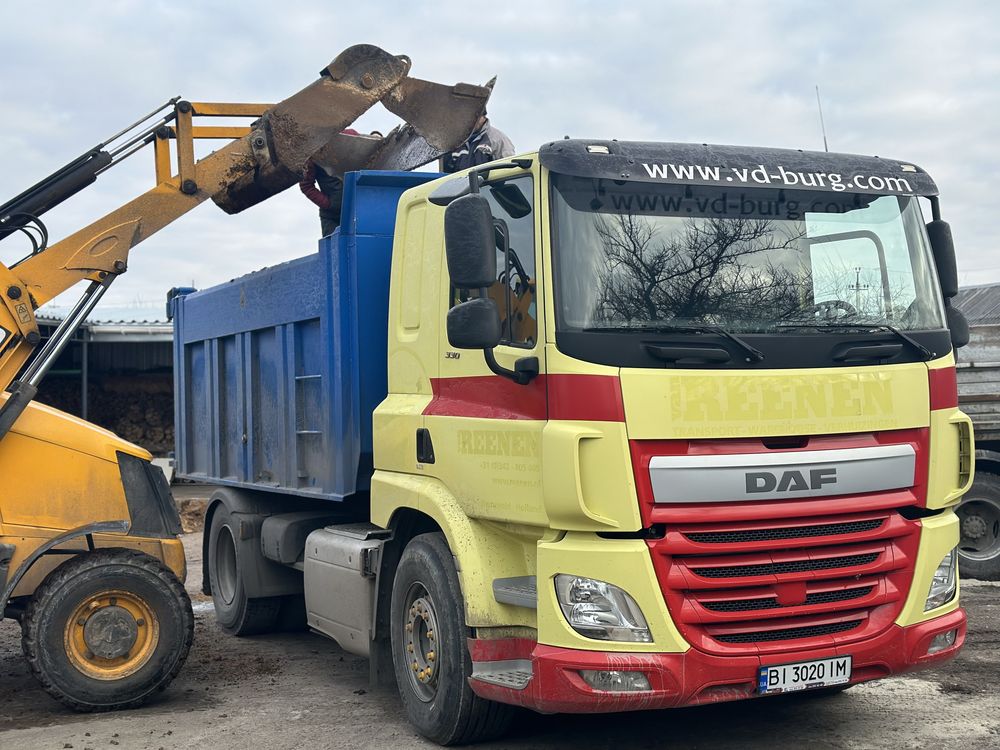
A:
<box><xmin>208</xmin><ymin>504</ymin><xmax>281</xmax><ymax>635</ymax></box>
<box><xmin>957</xmin><ymin>472</ymin><xmax>1000</xmax><ymax>581</ymax></box>
<box><xmin>390</xmin><ymin>533</ymin><xmax>514</xmax><ymax>745</ymax></box>
<box><xmin>21</xmin><ymin>548</ymin><xmax>193</xmax><ymax>712</ymax></box>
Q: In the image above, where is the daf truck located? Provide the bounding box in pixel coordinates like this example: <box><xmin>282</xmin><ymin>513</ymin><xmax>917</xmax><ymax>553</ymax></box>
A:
<box><xmin>172</xmin><ymin>142</ymin><xmax>972</xmax><ymax>745</ymax></box>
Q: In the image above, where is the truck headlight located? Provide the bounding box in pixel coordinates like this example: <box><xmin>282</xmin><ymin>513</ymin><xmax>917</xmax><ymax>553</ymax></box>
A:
<box><xmin>554</xmin><ymin>575</ymin><xmax>652</xmax><ymax>643</ymax></box>
<box><xmin>924</xmin><ymin>549</ymin><xmax>958</xmax><ymax>611</ymax></box>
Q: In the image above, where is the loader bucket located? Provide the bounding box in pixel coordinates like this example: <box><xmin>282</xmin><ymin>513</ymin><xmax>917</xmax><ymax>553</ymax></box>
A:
<box><xmin>213</xmin><ymin>44</ymin><xmax>492</xmax><ymax>214</ymax></box>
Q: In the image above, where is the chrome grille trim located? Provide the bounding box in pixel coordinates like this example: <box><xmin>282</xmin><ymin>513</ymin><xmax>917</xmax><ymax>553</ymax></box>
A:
<box><xmin>650</xmin><ymin>444</ymin><xmax>916</xmax><ymax>503</ymax></box>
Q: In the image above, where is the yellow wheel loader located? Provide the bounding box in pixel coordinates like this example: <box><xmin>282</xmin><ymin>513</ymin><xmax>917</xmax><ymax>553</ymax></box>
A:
<box><xmin>0</xmin><ymin>44</ymin><xmax>490</xmax><ymax>710</ymax></box>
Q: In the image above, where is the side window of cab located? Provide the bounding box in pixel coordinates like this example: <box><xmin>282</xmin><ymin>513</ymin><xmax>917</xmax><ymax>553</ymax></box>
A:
<box><xmin>450</xmin><ymin>176</ymin><xmax>536</xmax><ymax>347</ymax></box>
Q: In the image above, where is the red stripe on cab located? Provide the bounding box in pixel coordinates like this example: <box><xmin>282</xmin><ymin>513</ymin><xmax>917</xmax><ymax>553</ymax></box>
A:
<box><xmin>423</xmin><ymin>374</ymin><xmax>624</xmax><ymax>422</ymax></box>
<box><xmin>547</xmin><ymin>374</ymin><xmax>625</xmax><ymax>422</ymax></box>
<box><xmin>425</xmin><ymin>375</ymin><xmax>547</xmax><ymax>420</ymax></box>
<box><xmin>928</xmin><ymin>366</ymin><xmax>958</xmax><ymax>411</ymax></box>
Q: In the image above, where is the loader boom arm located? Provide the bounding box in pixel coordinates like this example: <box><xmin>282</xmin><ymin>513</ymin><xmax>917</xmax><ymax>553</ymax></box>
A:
<box><xmin>0</xmin><ymin>44</ymin><xmax>491</xmax><ymax>436</ymax></box>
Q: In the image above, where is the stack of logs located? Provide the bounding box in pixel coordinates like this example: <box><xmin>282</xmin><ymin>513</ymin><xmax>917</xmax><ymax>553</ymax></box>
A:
<box><xmin>34</xmin><ymin>373</ymin><xmax>175</xmax><ymax>456</ymax></box>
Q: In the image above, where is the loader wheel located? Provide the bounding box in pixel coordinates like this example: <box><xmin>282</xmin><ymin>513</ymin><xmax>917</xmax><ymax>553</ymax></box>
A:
<box><xmin>21</xmin><ymin>548</ymin><xmax>192</xmax><ymax>712</ymax></box>
<box><xmin>208</xmin><ymin>503</ymin><xmax>281</xmax><ymax>635</ymax></box>
<box><xmin>390</xmin><ymin>533</ymin><xmax>514</xmax><ymax>745</ymax></box>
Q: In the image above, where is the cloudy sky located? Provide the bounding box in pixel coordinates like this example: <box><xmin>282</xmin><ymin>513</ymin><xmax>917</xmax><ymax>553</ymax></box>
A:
<box><xmin>2</xmin><ymin>1</ymin><xmax>998</xmax><ymax>320</ymax></box>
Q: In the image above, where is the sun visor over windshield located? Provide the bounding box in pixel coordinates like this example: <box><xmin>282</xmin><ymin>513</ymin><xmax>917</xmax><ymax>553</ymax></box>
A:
<box><xmin>539</xmin><ymin>140</ymin><xmax>939</xmax><ymax>197</ymax></box>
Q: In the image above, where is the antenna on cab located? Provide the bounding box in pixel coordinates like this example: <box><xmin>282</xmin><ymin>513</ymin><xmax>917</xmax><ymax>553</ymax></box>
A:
<box><xmin>815</xmin><ymin>84</ymin><xmax>830</xmax><ymax>152</ymax></box>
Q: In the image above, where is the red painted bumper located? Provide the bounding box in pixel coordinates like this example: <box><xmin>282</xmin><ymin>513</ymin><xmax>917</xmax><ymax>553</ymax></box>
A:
<box><xmin>469</xmin><ymin>608</ymin><xmax>966</xmax><ymax>714</ymax></box>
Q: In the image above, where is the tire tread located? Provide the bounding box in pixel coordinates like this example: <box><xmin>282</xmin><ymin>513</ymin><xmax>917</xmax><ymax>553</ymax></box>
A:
<box><xmin>235</xmin><ymin>597</ymin><xmax>282</xmax><ymax>635</ymax></box>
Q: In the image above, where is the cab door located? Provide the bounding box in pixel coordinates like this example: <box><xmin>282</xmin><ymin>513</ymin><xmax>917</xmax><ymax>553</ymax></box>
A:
<box><xmin>423</xmin><ymin>170</ymin><xmax>548</xmax><ymax>526</ymax></box>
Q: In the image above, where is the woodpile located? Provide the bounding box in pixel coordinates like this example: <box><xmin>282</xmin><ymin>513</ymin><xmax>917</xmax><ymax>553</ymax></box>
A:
<box><xmin>177</xmin><ymin>498</ymin><xmax>207</xmax><ymax>533</ymax></box>
<box><xmin>35</xmin><ymin>374</ymin><xmax>175</xmax><ymax>456</ymax></box>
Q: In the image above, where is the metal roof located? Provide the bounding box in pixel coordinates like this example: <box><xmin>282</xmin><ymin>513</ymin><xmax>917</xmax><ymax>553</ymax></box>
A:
<box><xmin>34</xmin><ymin>300</ymin><xmax>173</xmax><ymax>342</ymax></box>
<box><xmin>38</xmin><ymin>301</ymin><xmax>168</xmax><ymax>325</ymax></box>
<box><xmin>86</xmin><ymin>323</ymin><xmax>172</xmax><ymax>342</ymax></box>
<box><xmin>953</xmin><ymin>283</ymin><xmax>1000</xmax><ymax>326</ymax></box>
<box><xmin>35</xmin><ymin>316</ymin><xmax>172</xmax><ymax>343</ymax></box>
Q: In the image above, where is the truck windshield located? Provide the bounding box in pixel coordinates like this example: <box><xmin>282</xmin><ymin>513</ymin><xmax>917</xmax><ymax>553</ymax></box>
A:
<box><xmin>550</xmin><ymin>175</ymin><xmax>947</xmax><ymax>334</ymax></box>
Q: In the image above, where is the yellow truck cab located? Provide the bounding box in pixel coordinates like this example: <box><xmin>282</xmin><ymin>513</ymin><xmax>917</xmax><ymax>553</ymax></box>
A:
<box><xmin>380</xmin><ymin>141</ymin><xmax>969</xmax><ymax>728</ymax></box>
<box><xmin>181</xmin><ymin>140</ymin><xmax>971</xmax><ymax>745</ymax></box>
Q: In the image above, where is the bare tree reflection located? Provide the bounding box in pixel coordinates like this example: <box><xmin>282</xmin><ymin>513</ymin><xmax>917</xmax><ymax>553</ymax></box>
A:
<box><xmin>592</xmin><ymin>214</ymin><xmax>806</xmax><ymax>327</ymax></box>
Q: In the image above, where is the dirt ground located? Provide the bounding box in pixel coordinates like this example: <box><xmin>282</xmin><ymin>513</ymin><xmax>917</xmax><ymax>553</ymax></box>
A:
<box><xmin>2</xmin><ymin>487</ymin><xmax>999</xmax><ymax>750</ymax></box>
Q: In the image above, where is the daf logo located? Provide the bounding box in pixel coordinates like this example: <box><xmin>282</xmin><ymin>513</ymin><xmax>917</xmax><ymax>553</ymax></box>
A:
<box><xmin>745</xmin><ymin>467</ymin><xmax>838</xmax><ymax>494</ymax></box>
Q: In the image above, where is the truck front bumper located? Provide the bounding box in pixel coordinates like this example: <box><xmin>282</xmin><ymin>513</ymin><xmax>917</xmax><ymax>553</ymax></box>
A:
<box><xmin>469</xmin><ymin>607</ymin><xmax>966</xmax><ymax>714</ymax></box>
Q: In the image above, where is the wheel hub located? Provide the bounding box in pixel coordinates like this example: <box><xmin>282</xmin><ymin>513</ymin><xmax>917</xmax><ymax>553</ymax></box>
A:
<box><xmin>958</xmin><ymin>496</ymin><xmax>1000</xmax><ymax>560</ymax></box>
<box><xmin>403</xmin><ymin>589</ymin><xmax>441</xmax><ymax>702</ymax></box>
<box><xmin>214</xmin><ymin>525</ymin><xmax>238</xmax><ymax>606</ymax></box>
<box><xmin>65</xmin><ymin>590</ymin><xmax>159</xmax><ymax>680</ymax></box>
<box><xmin>83</xmin><ymin>605</ymin><xmax>139</xmax><ymax>659</ymax></box>
<box><xmin>963</xmin><ymin>514</ymin><xmax>989</xmax><ymax>541</ymax></box>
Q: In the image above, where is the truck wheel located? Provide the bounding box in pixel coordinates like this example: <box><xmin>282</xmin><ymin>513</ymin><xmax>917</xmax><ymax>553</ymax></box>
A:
<box><xmin>20</xmin><ymin>548</ymin><xmax>193</xmax><ymax>712</ymax></box>
<box><xmin>958</xmin><ymin>472</ymin><xmax>1000</xmax><ymax>580</ymax></box>
<box><xmin>208</xmin><ymin>503</ymin><xmax>281</xmax><ymax>635</ymax></box>
<box><xmin>390</xmin><ymin>533</ymin><xmax>514</xmax><ymax>745</ymax></box>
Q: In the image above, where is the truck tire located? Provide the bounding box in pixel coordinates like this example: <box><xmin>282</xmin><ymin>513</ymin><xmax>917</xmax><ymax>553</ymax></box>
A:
<box><xmin>20</xmin><ymin>548</ymin><xmax>193</xmax><ymax>712</ymax></box>
<box><xmin>390</xmin><ymin>533</ymin><xmax>514</xmax><ymax>746</ymax></box>
<box><xmin>208</xmin><ymin>504</ymin><xmax>281</xmax><ymax>635</ymax></box>
<box><xmin>957</xmin><ymin>472</ymin><xmax>1000</xmax><ymax>580</ymax></box>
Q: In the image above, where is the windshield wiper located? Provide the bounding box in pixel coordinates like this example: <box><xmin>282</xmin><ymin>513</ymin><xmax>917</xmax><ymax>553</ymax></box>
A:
<box><xmin>583</xmin><ymin>323</ymin><xmax>765</xmax><ymax>362</ymax></box>
<box><xmin>775</xmin><ymin>321</ymin><xmax>935</xmax><ymax>360</ymax></box>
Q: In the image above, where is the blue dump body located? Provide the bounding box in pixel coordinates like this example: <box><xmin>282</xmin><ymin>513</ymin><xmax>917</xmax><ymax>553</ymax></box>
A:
<box><xmin>171</xmin><ymin>171</ymin><xmax>439</xmax><ymax>501</ymax></box>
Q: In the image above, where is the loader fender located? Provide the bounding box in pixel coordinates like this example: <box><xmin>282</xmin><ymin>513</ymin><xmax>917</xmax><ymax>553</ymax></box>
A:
<box><xmin>1</xmin><ymin>520</ymin><xmax>129</xmax><ymax>616</ymax></box>
<box><xmin>371</xmin><ymin>470</ymin><xmax>539</xmax><ymax>628</ymax></box>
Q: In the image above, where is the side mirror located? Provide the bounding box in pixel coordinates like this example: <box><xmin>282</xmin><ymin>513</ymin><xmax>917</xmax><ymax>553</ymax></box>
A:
<box><xmin>947</xmin><ymin>305</ymin><xmax>970</xmax><ymax>349</ymax></box>
<box><xmin>927</xmin><ymin>220</ymin><xmax>958</xmax><ymax>298</ymax></box>
<box><xmin>447</xmin><ymin>297</ymin><xmax>501</xmax><ymax>349</ymax></box>
<box><xmin>445</xmin><ymin>194</ymin><xmax>495</xmax><ymax>288</ymax></box>
<box><xmin>489</xmin><ymin>182</ymin><xmax>532</xmax><ymax>219</ymax></box>
<box><xmin>442</xmin><ymin>190</ymin><xmax>540</xmax><ymax>385</ymax></box>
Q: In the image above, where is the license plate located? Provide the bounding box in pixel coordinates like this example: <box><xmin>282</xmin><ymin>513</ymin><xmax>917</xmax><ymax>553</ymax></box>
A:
<box><xmin>758</xmin><ymin>656</ymin><xmax>851</xmax><ymax>695</ymax></box>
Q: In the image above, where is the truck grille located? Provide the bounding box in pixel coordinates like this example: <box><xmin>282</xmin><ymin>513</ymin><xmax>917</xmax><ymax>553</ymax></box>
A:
<box><xmin>701</xmin><ymin>586</ymin><xmax>874</xmax><ymax>613</ymax></box>
<box><xmin>685</xmin><ymin>518</ymin><xmax>883</xmax><ymax>545</ymax></box>
<box><xmin>648</xmin><ymin>509</ymin><xmax>920</xmax><ymax>654</ymax></box>
<box><xmin>714</xmin><ymin>619</ymin><xmax>864</xmax><ymax>644</ymax></box>
<box><xmin>691</xmin><ymin>552</ymin><xmax>880</xmax><ymax>579</ymax></box>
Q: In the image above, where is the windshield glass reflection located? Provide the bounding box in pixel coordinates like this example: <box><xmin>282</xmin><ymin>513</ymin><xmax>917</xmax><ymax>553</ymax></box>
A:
<box><xmin>550</xmin><ymin>175</ymin><xmax>946</xmax><ymax>333</ymax></box>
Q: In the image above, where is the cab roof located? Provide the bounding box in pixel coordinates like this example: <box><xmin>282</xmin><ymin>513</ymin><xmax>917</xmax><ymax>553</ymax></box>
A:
<box><xmin>539</xmin><ymin>139</ymin><xmax>938</xmax><ymax>197</ymax></box>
